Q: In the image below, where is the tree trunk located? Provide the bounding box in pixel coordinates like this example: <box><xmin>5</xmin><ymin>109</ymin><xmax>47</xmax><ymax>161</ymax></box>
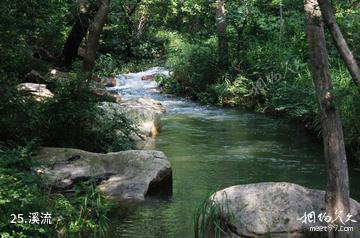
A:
<box><xmin>304</xmin><ymin>0</ymin><xmax>351</xmax><ymax>237</ymax></box>
<box><xmin>136</xmin><ymin>13</ymin><xmax>147</xmax><ymax>40</ymax></box>
<box><xmin>62</xmin><ymin>0</ymin><xmax>93</xmax><ymax>67</ymax></box>
<box><xmin>215</xmin><ymin>0</ymin><xmax>228</xmax><ymax>70</ymax></box>
<box><xmin>318</xmin><ymin>0</ymin><xmax>360</xmax><ymax>94</ymax></box>
<box><xmin>82</xmin><ymin>0</ymin><xmax>110</xmax><ymax>72</ymax></box>
<box><xmin>120</xmin><ymin>1</ymin><xmax>141</xmax><ymax>58</ymax></box>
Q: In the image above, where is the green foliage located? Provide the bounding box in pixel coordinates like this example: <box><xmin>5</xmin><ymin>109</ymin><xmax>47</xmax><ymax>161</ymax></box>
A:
<box><xmin>95</xmin><ymin>53</ymin><xmax>162</xmax><ymax>76</ymax></box>
<box><xmin>0</xmin><ymin>81</ymin><xmax>43</xmax><ymax>146</ymax></box>
<box><xmin>101</xmin><ymin>0</ymin><xmax>171</xmax><ymax>62</ymax></box>
<box><xmin>155</xmin><ymin>72</ymin><xmax>181</xmax><ymax>94</ymax></box>
<box><xmin>0</xmin><ymin>73</ymin><xmax>136</xmax><ymax>153</ymax></box>
<box><xmin>0</xmin><ymin>146</ymin><xmax>112</xmax><ymax>238</ymax></box>
<box><xmin>0</xmin><ymin>0</ymin><xmax>73</xmax><ymax>77</ymax></box>
<box><xmin>201</xmin><ymin>74</ymin><xmax>254</xmax><ymax>107</ymax></box>
<box><xmin>330</xmin><ymin>60</ymin><xmax>360</xmax><ymax>155</ymax></box>
<box><xmin>95</xmin><ymin>53</ymin><xmax>122</xmax><ymax>77</ymax></box>
<box><xmin>0</xmin><ymin>171</ymin><xmax>49</xmax><ymax>238</ymax></box>
<box><xmin>164</xmin><ymin>33</ymin><xmax>219</xmax><ymax>98</ymax></box>
<box><xmin>194</xmin><ymin>193</ymin><xmax>235</xmax><ymax>238</ymax></box>
<box><xmin>41</xmin><ymin>73</ymin><xmax>136</xmax><ymax>152</ymax></box>
<box><xmin>53</xmin><ymin>183</ymin><xmax>111</xmax><ymax>238</ymax></box>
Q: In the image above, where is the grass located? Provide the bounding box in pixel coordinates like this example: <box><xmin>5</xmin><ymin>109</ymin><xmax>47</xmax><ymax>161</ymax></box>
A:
<box><xmin>194</xmin><ymin>191</ymin><xmax>236</xmax><ymax>238</ymax></box>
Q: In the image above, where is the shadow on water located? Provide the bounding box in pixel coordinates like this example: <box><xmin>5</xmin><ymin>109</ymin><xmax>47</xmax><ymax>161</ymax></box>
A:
<box><xmin>108</xmin><ymin>67</ymin><xmax>360</xmax><ymax>238</ymax></box>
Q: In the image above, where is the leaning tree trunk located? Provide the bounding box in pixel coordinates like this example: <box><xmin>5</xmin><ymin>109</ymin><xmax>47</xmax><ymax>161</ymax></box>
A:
<box><xmin>215</xmin><ymin>0</ymin><xmax>228</xmax><ymax>70</ymax></box>
<box><xmin>83</xmin><ymin>0</ymin><xmax>110</xmax><ymax>72</ymax></box>
<box><xmin>318</xmin><ymin>0</ymin><xmax>360</xmax><ymax>93</ymax></box>
<box><xmin>62</xmin><ymin>0</ymin><xmax>93</xmax><ymax>67</ymax></box>
<box><xmin>304</xmin><ymin>0</ymin><xmax>351</xmax><ymax>237</ymax></box>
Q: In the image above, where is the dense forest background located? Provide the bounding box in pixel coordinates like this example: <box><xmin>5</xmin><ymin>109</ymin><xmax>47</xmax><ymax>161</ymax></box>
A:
<box><xmin>0</xmin><ymin>0</ymin><xmax>359</xmax><ymax>237</ymax></box>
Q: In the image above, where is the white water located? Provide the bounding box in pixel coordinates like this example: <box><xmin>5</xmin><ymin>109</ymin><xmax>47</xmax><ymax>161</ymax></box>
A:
<box><xmin>108</xmin><ymin>67</ymin><xmax>228</xmax><ymax>117</ymax></box>
<box><xmin>107</xmin><ymin>67</ymin><xmax>169</xmax><ymax>99</ymax></box>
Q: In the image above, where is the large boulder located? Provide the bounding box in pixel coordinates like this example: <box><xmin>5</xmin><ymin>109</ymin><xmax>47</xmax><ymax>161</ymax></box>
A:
<box><xmin>17</xmin><ymin>83</ymin><xmax>53</xmax><ymax>101</ymax></box>
<box><xmin>99</xmin><ymin>98</ymin><xmax>166</xmax><ymax>149</ymax></box>
<box><xmin>141</xmin><ymin>74</ymin><xmax>155</xmax><ymax>81</ymax></box>
<box><xmin>210</xmin><ymin>182</ymin><xmax>360</xmax><ymax>238</ymax></box>
<box><xmin>118</xmin><ymin>97</ymin><xmax>166</xmax><ymax>114</ymax></box>
<box><xmin>117</xmin><ymin>97</ymin><xmax>166</xmax><ymax>136</ymax></box>
<box><xmin>32</xmin><ymin>147</ymin><xmax>172</xmax><ymax>201</ymax></box>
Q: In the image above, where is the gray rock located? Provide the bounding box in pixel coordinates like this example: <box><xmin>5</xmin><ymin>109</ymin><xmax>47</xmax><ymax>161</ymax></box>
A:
<box><xmin>141</xmin><ymin>74</ymin><xmax>155</xmax><ymax>81</ymax></box>
<box><xmin>17</xmin><ymin>83</ymin><xmax>53</xmax><ymax>101</ymax></box>
<box><xmin>210</xmin><ymin>182</ymin><xmax>360</xmax><ymax>237</ymax></box>
<box><xmin>101</xmin><ymin>77</ymin><xmax>117</xmax><ymax>87</ymax></box>
<box><xmin>32</xmin><ymin>147</ymin><xmax>172</xmax><ymax>201</ymax></box>
<box><xmin>118</xmin><ymin>97</ymin><xmax>166</xmax><ymax>113</ymax></box>
<box><xmin>99</xmin><ymin>98</ymin><xmax>166</xmax><ymax>149</ymax></box>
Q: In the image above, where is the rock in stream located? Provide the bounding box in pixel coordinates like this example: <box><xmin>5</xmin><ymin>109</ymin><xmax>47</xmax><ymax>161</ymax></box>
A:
<box><xmin>209</xmin><ymin>182</ymin><xmax>360</xmax><ymax>237</ymax></box>
<box><xmin>99</xmin><ymin>97</ymin><xmax>166</xmax><ymax>149</ymax></box>
<box><xmin>32</xmin><ymin>147</ymin><xmax>172</xmax><ymax>201</ymax></box>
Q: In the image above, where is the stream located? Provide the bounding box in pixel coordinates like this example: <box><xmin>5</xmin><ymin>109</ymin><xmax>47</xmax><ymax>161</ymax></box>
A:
<box><xmin>107</xmin><ymin>67</ymin><xmax>360</xmax><ymax>238</ymax></box>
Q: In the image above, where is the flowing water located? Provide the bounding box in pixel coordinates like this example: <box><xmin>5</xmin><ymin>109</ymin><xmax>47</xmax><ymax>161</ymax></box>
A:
<box><xmin>107</xmin><ymin>67</ymin><xmax>360</xmax><ymax>238</ymax></box>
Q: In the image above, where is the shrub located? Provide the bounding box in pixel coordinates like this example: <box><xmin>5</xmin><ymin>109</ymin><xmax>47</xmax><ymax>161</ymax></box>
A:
<box><xmin>41</xmin><ymin>73</ymin><xmax>136</xmax><ymax>153</ymax></box>
<box><xmin>201</xmin><ymin>74</ymin><xmax>254</xmax><ymax>107</ymax></box>
<box><xmin>0</xmin><ymin>80</ymin><xmax>43</xmax><ymax>146</ymax></box>
<box><xmin>0</xmin><ymin>70</ymin><xmax>136</xmax><ymax>153</ymax></box>
<box><xmin>164</xmin><ymin>33</ymin><xmax>219</xmax><ymax>98</ymax></box>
